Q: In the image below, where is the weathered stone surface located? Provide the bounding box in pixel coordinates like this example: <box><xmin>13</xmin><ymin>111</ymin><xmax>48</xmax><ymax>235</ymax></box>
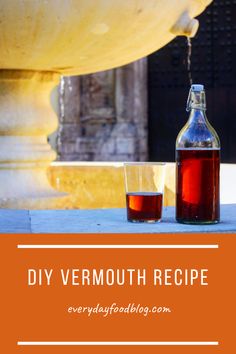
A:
<box><xmin>0</xmin><ymin>205</ymin><xmax>235</xmax><ymax>234</ymax></box>
<box><xmin>80</xmin><ymin>70</ymin><xmax>115</xmax><ymax>121</ymax></box>
<box><xmin>59</xmin><ymin>77</ymin><xmax>80</xmax><ymax>124</ymax></box>
<box><xmin>28</xmin><ymin>205</ymin><xmax>236</xmax><ymax>234</ymax></box>
<box><xmin>0</xmin><ymin>71</ymin><xmax>68</xmax><ymax>209</ymax></box>
<box><xmin>57</xmin><ymin>59</ymin><xmax>148</xmax><ymax>162</ymax></box>
<box><xmin>0</xmin><ymin>210</ymin><xmax>31</xmax><ymax>233</ymax></box>
<box><xmin>116</xmin><ymin>138</ymin><xmax>136</xmax><ymax>154</ymax></box>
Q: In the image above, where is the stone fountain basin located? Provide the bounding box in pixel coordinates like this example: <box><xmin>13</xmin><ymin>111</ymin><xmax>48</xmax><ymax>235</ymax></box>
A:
<box><xmin>0</xmin><ymin>0</ymin><xmax>211</xmax><ymax>75</ymax></box>
<box><xmin>0</xmin><ymin>0</ymin><xmax>213</xmax><ymax>209</ymax></box>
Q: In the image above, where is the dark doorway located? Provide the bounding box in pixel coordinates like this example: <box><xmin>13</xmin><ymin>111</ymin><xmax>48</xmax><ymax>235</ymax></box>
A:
<box><xmin>148</xmin><ymin>0</ymin><xmax>236</xmax><ymax>163</ymax></box>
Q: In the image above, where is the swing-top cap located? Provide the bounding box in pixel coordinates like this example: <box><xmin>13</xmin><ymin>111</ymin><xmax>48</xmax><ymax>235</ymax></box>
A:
<box><xmin>191</xmin><ymin>84</ymin><xmax>204</xmax><ymax>91</ymax></box>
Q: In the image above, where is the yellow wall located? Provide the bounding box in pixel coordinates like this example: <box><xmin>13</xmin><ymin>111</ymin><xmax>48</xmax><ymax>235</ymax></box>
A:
<box><xmin>48</xmin><ymin>162</ymin><xmax>175</xmax><ymax>209</ymax></box>
<box><xmin>48</xmin><ymin>162</ymin><xmax>236</xmax><ymax>210</ymax></box>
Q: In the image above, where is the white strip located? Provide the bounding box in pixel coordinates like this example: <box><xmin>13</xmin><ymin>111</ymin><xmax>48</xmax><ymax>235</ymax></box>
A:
<box><xmin>17</xmin><ymin>244</ymin><xmax>218</xmax><ymax>249</ymax></box>
<box><xmin>17</xmin><ymin>341</ymin><xmax>219</xmax><ymax>346</ymax></box>
<box><xmin>51</xmin><ymin>161</ymin><xmax>124</xmax><ymax>167</ymax></box>
<box><xmin>176</xmin><ymin>148</ymin><xmax>220</xmax><ymax>151</ymax></box>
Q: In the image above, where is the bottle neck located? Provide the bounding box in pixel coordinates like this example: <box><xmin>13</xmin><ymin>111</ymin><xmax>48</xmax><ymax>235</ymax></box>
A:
<box><xmin>186</xmin><ymin>89</ymin><xmax>206</xmax><ymax>112</ymax></box>
<box><xmin>186</xmin><ymin>89</ymin><xmax>208</xmax><ymax>124</ymax></box>
<box><xmin>188</xmin><ymin>108</ymin><xmax>208</xmax><ymax>125</ymax></box>
<box><xmin>176</xmin><ymin>85</ymin><xmax>221</xmax><ymax>150</ymax></box>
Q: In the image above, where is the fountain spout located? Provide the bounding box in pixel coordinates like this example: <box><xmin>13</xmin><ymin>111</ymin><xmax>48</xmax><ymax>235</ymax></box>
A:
<box><xmin>171</xmin><ymin>11</ymin><xmax>199</xmax><ymax>38</ymax></box>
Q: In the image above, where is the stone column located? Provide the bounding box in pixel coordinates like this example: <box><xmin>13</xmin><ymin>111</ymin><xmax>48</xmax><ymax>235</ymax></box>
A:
<box><xmin>0</xmin><ymin>70</ymin><xmax>67</xmax><ymax>209</ymax></box>
<box><xmin>114</xmin><ymin>58</ymin><xmax>148</xmax><ymax>161</ymax></box>
<box><xmin>57</xmin><ymin>58</ymin><xmax>148</xmax><ymax>161</ymax></box>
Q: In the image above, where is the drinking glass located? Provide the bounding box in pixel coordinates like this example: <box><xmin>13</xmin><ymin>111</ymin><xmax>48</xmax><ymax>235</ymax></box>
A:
<box><xmin>124</xmin><ymin>162</ymin><xmax>166</xmax><ymax>223</ymax></box>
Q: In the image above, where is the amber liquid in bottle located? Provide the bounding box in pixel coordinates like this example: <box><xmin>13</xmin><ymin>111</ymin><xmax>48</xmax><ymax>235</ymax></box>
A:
<box><xmin>176</xmin><ymin>149</ymin><xmax>220</xmax><ymax>223</ymax></box>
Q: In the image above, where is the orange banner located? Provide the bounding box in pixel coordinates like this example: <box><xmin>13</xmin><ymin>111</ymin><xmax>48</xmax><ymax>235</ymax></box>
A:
<box><xmin>1</xmin><ymin>233</ymin><xmax>235</xmax><ymax>353</ymax></box>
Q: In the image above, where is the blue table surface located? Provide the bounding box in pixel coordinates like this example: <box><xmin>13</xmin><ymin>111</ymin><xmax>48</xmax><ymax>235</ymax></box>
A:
<box><xmin>0</xmin><ymin>205</ymin><xmax>236</xmax><ymax>233</ymax></box>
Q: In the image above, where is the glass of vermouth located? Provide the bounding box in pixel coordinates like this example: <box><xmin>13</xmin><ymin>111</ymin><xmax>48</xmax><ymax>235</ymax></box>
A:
<box><xmin>124</xmin><ymin>162</ymin><xmax>166</xmax><ymax>223</ymax></box>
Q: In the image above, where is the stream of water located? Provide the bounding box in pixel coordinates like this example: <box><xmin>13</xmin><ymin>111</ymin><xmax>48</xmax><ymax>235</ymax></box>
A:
<box><xmin>186</xmin><ymin>37</ymin><xmax>193</xmax><ymax>86</ymax></box>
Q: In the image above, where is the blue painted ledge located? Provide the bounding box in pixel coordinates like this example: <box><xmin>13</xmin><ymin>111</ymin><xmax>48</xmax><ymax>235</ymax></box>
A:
<box><xmin>0</xmin><ymin>204</ymin><xmax>236</xmax><ymax>234</ymax></box>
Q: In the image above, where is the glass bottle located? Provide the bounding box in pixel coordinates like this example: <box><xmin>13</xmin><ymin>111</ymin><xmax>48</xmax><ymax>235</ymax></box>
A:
<box><xmin>176</xmin><ymin>84</ymin><xmax>220</xmax><ymax>224</ymax></box>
